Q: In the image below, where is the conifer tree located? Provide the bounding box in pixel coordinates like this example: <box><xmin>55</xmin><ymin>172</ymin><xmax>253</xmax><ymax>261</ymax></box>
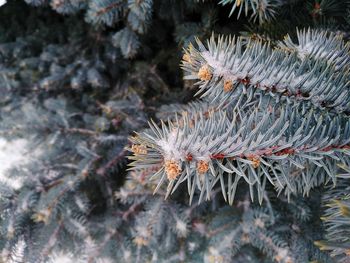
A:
<box><xmin>0</xmin><ymin>0</ymin><xmax>349</xmax><ymax>262</ymax></box>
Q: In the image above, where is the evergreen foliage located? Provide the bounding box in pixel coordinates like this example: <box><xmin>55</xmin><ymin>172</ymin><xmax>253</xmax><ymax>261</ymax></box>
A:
<box><xmin>0</xmin><ymin>0</ymin><xmax>350</xmax><ymax>262</ymax></box>
<box><xmin>316</xmin><ymin>177</ymin><xmax>350</xmax><ymax>262</ymax></box>
<box><xmin>218</xmin><ymin>0</ymin><xmax>282</xmax><ymax>24</ymax></box>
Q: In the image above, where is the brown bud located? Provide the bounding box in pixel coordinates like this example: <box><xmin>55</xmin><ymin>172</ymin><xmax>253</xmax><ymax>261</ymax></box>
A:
<box><xmin>198</xmin><ymin>65</ymin><xmax>212</xmax><ymax>81</ymax></box>
<box><xmin>131</xmin><ymin>144</ymin><xmax>148</xmax><ymax>155</ymax></box>
<box><xmin>223</xmin><ymin>79</ymin><xmax>234</xmax><ymax>92</ymax></box>
<box><xmin>165</xmin><ymin>159</ymin><xmax>182</xmax><ymax>180</ymax></box>
<box><xmin>182</xmin><ymin>53</ymin><xmax>192</xmax><ymax>63</ymax></box>
<box><xmin>241</xmin><ymin>233</ymin><xmax>250</xmax><ymax>243</ymax></box>
<box><xmin>197</xmin><ymin>160</ymin><xmax>209</xmax><ymax>174</ymax></box>
<box><xmin>133</xmin><ymin>236</ymin><xmax>149</xmax><ymax>247</ymax></box>
<box><xmin>248</xmin><ymin>156</ymin><xmax>260</xmax><ymax>168</ymax></box>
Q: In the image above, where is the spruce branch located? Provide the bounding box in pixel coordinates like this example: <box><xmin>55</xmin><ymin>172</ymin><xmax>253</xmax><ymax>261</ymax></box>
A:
<box><xmin>86</xmin><ymin>0</ymin><xmax>125</xmax><ymax>26</ymax></box>
<box><xmin>316</xmin><ymin>178</ymin><xmax>350</xmax><ymax>262</ymax></box>
<box><xmin>128</xmin><ymin>105</ymin><xmax>350</xmax><ymax>204</ymax></box>
<box><xmin>277</xmin><ymin>28</ymin><xmax>350</xmax><ymax>70</ymax></box>
<box><xmin>49</xmin><ymin>0</ymin><xmax>85</xmax><ymax>14</ymax></box>
<box><xmin>218</xmin><ymin>0</ymin><xmax>282</xmax><ymax>24</ymax></box>
<box><xmin>127</xmin><ymin>0</ymin><xmax>153</xmax><ymax>34</ymax></box>
<box><xmin>182</xmin><ymin>34</ymin><xmax>350</xmax><ymax>115</ymax></box>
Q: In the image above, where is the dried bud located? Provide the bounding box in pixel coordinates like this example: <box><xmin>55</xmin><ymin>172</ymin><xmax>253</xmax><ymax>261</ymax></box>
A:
<box><xmin>198</xmin><ymin>65</ymin><xmax>212</xmax><ymax>81</ymax></box>
<box><xmin>274</xmin><ymin>248</ymin><xmax>292</xmax><ymax>263</ymax></box>
<box><xmin>165</xmin><ymin>159</ymin><xmax>182</xmax><ymax>180</ymax></box>
<box><xmin>197</xmin><ymin>160</ymin><xmax>209</xmax><ymax>174</ymax></box>
<box><xmin>241</xmin><ymin>233</ymin><xmax>250</xmax><ymax>243</ymax></box>
<box><xmin>182</xmin><ymin>53</ymin><xmax>192</xmax><ymax>63</ymax></box>
<box><xmin>103</xmin><ymin>105</ymin><xmax>113</xmax><ymax>115</ymax></box>
<box><xmin>248</xmin><ymin>156</ymin><xmax>260</xmax><ymax>168</ymax></box>
<box><xmin>133</xmin><ymin>236</ymin><xmax>149</xmax><ymax>246</ymax></box>
<box><xmin>208</xmin><ymin>255</ymin><xmax>224</xmax><ymax>263</ymax></box>
<box><xmin>177</xmin><ymin>117</ymin><xmax>185</xmax><ymax>128</ymax></box>
<box><xmin>208</xmin><ymin>247</ymin><xmax>224</xmax><ymax>263</ymax></box>
<box><xmin>131</xmin><ymin>144</ymin><xmax>148</xmax><ymax>155</ymax></box>
<box><xmin>223</xmin><ymin>79</ymin><xmax>233</xmax><ymax>92</ymax></box>
<box><xmin>189</xmin><ymin>119</ymin><xmax>195</xmax><ymax>129</ymax></box>
<box><xmin>32</xmin><ymin>209</ymin><xmax>51</xmax><ymax>224</ymax></box>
